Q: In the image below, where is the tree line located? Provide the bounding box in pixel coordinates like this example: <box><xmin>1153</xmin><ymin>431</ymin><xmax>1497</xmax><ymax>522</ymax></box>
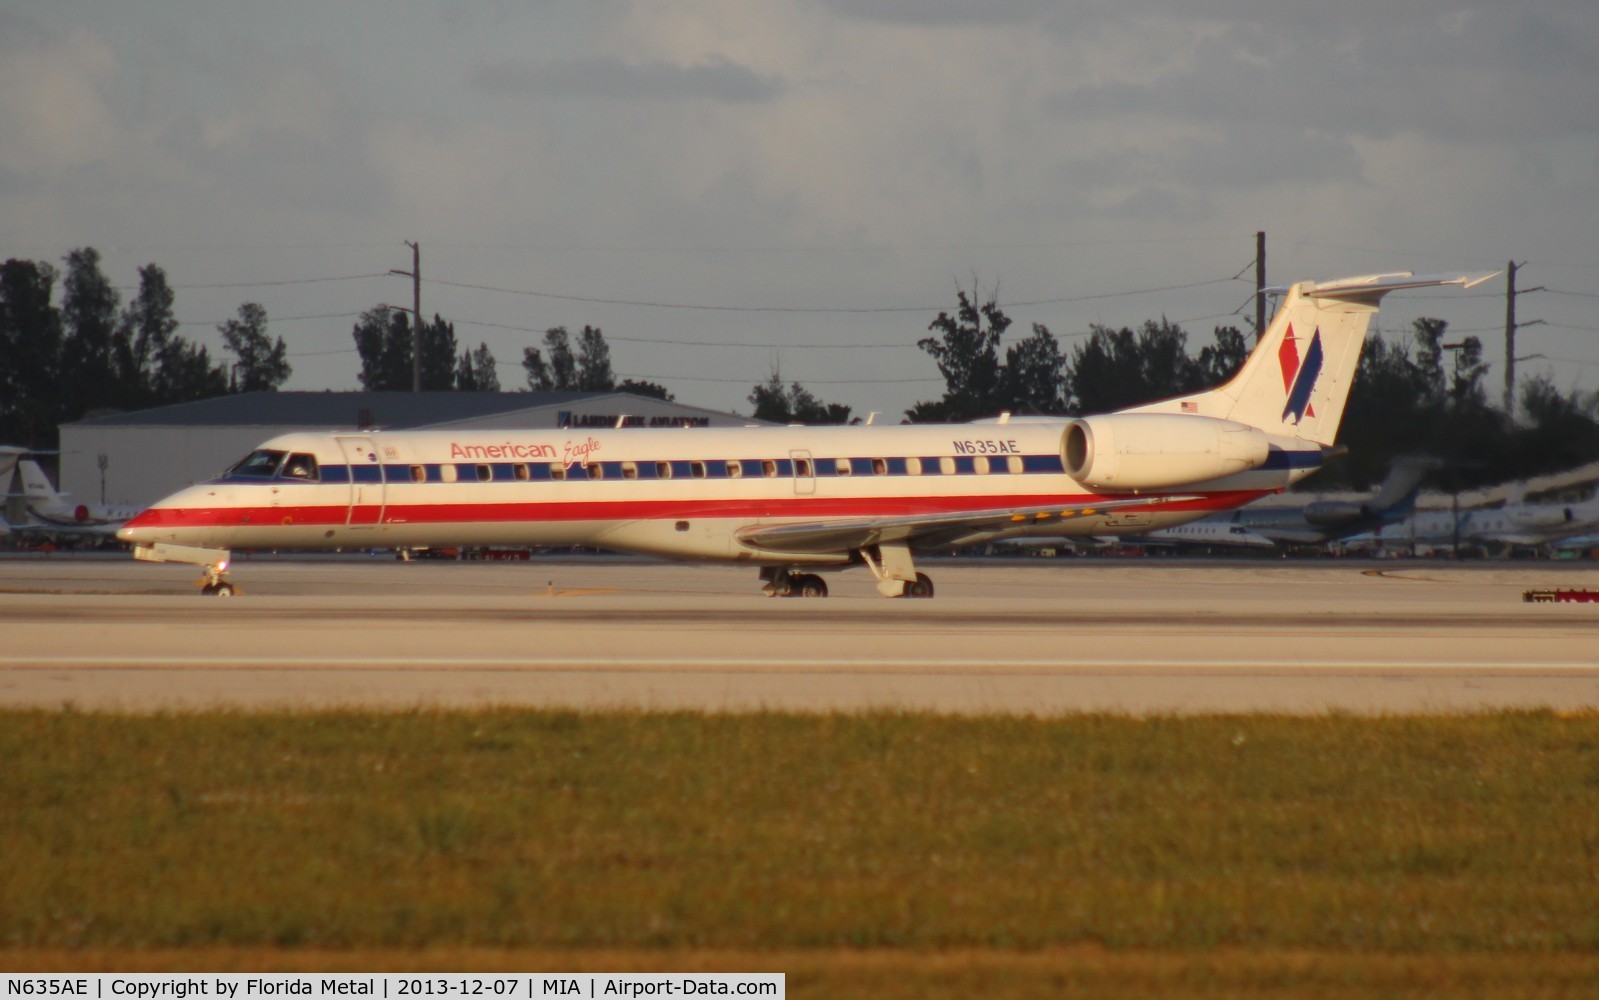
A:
<box><xmin>0</xmin><ymin>249</ymin><xmax>290</xmax><ymax>449</ymax></box>
<box><xmin>5</xmin><ymin>250</ymin><xmax>1596</xmax><ymax>490</ymax></box>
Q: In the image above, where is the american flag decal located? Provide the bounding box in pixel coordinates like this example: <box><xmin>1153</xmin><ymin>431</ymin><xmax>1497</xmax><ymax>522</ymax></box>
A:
<box><xmin>1180</xmin><ymin>401</ymin><xmax>1199</xmax><ymax>413</ymax></box>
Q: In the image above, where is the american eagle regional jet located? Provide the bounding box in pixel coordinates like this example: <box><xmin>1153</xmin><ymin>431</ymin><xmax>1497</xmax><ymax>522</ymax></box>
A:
<box><xmin>119</xmin><ymin>272</ymin><xmax>1493</xmax><ymax>597</ymax></box>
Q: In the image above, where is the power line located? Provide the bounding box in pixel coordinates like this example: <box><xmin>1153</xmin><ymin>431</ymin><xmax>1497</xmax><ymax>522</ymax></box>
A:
<box><xmin>113</xmin><ymin>273</ymin><xmax>389</xmax><ymax>292</ymax></box>
<box><xmin>424</xmin><ymin>276</ymin><xmax>1241</xmax><ymax>314</ymax></box>
<box><xmin>176</xmin><ymin>311</ymin><xmax>367</xmax><ymax>327</ymax></box>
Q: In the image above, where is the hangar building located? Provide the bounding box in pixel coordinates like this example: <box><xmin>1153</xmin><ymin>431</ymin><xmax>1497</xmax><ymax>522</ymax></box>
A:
<box><xmin>59</xmin><ymin>390</ymin><xmax>761</xmax><ymax>508</ymax></box>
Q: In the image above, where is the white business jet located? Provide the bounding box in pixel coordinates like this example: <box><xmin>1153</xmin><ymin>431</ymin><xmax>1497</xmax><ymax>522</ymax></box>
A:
<box><xmin>119</xmin><ymin>272</ymin><xmax>1494</xmax><ymax>596</ymax></box>
<box><xmin>17</xmin><ymin>459</ymin><xmax>140</xmax><ymax>537</ymax></box>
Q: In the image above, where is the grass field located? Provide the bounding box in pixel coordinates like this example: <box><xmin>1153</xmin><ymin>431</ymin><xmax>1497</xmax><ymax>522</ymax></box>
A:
<box><xmin>3</xmin><ymin>709</ymin><xmax>1598</xmax><ymax>997</ymax></box>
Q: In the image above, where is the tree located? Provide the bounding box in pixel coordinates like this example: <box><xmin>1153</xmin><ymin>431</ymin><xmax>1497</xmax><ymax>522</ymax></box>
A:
<box><xmin>350</xmin><ymin>307</ymin><xmax>460</xmax><ymax>391</ymax></box>
<box><xmin>523</xmin><ymin>327</ymin><xmax>574</xmax><ymax>390</ymax></box>
<box><xmin>576</xmin><ymin>325</ymin><xmax>614</xmax><ymax>390</ymax></box>
<box><xmin>353</xmin><ymin>306</ymin><xmax>411</xmax><ymax>391</ymax></box>
<box><xmin>1000</xmin><ymin>323</ymin><xmax>1067</xmax><ymax>415</ymax></box>
<box><xmin>113</xmin><ymin>264</ymin><xmax>177</xmax><ymax>407</ymax></box>
<box><xmin>912</xmin><ymin>287</ymin><xmax>1009</xmax><ymax>421</ymax></box>
<box><xmin>220</xmin><ymin>303</ymin><xmax>292</xmax><ymax>392</ymax></box>
<box><xmin>0</xmin><ymin>258</ymin><xmax>64</xmax><ymax>447</ymax></box>
<box><xmin>618</xmin><ymin>378</ymin><xmax>674</xmax><ymax>401</ymax></box>
<box><xmin>59</xmin><ymin>247</ymin><xmax>121</xmax><ymax>417</ymax></box>
<box><xmin>1064</xmin><ymin>319</ymin><xmax>1204</xmax><ymax>415</ymax></box>
<box><xmin>454</xmin><ymin>342</ymin><xmax>500</xmax><ymax>391</ymax></box>
<box><xmin>523</xmin><ymin>326</ymin><xmax>616</xmax><ymax>391</ymax></box>
<box><xmin>1194</xmin><ymin>325</ymin><xmax>1249</xmax><ymax>385</ymax></box>
<box><xmin>111</xmin><ymin>263</ymin><xmax>227</xmax><ymax>405</ymax></box>
<box><xmin>748</xmin><ymin>370</ymin><xmax>851</xmax><ymax>424</ymax></box>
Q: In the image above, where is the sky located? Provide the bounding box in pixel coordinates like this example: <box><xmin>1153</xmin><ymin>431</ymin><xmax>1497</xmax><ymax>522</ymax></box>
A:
<box><xmin>4</xmin><ymin>0</ymin><xmax>1597</xmax><ymax>421</ymax></box>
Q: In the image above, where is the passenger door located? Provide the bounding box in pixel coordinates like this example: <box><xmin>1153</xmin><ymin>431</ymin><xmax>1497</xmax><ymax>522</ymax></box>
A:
<box><xmin>790</xmin><ymin>449</ymin><xmax>815</xmax><ymax>496</ymax></box>
<box><xmin>335</xmin><ymin>435</ymin><xmax>386</xmax><ymax>527</ymax></box>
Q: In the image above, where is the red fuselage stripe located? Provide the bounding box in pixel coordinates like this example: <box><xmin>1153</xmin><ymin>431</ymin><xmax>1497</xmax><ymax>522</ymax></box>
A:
<box><xmin>124</xmin><ymin>490</ymin><xmax>1269</xmax><ymax>530</ymax></box>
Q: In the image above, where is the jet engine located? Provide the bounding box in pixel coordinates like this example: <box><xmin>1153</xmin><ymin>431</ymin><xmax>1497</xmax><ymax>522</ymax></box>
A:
<box><xmin>1062</xmin><ymin>413</ymin><xmax>1272</xmax><ymax>490</ymax></box>
<box><xmin>1303</xmin><ymin>501</ymin><xmax>1369</xmax><ymax>528</ymax></box>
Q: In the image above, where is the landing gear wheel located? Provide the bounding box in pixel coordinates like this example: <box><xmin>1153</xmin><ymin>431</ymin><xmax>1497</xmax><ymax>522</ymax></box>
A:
<box><xmin>906</xmin><ymin>573</ymin><xmax>934</xmax><ymax>598</ymax></box>
<box><xmin>201</xmin><ymin>581</ymin><xmax>236</xmax><ymax>597</ymax></box>
<box><xmin>793</xmin><ymin>574</ymin><xmax>829</xmax><ymax>598</ymax></box>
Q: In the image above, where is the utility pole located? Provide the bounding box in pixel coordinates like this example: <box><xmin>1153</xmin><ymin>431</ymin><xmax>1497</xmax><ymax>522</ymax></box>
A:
<box><xmin>390</xmin><ymin>241</ymin><xmax>422</xmax><ymax>392</ymax></box>
<box><xmin>1255</xmin><ymin>231</ymin><xmax>1266</xmax><ymax>343</ymax></box>
<box><xmin>1503</xmin><ymin>260</ymin><xmax>1545</xmax><ymax>416</ymax></box>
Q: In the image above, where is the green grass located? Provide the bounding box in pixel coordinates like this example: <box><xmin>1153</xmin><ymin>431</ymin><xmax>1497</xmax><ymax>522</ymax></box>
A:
<box><xmin>2</xmin><ymin>709</ymin><xmax>1598</xmax><ymax>992</ymax></box>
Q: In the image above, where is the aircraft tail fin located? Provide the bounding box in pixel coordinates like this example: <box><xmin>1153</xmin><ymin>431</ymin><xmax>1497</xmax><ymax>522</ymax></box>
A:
<box><xmin>1369</xmin><ymin>455</ymin><xmax>1443</xmax><ymax>515</ymax></box>
<box><xmin>17</xmin><ymin>460</ymin><xmax>68</xmax><ymax>513</ymax></box>
<box><xmin>1133</xmin><ymin>272</ymin><xmax>1498</xmax><ymax>446</ymax></box>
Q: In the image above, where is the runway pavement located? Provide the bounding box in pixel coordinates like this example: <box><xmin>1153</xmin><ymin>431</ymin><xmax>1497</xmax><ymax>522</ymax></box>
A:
<box><xmin>2</xmin><ymin>553</ymin><xmax>1596</xmax><ymax>714</ymax></box>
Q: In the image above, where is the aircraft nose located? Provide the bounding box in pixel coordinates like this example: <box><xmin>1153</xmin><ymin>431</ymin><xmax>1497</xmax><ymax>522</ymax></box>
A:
<box><xmin>117</xmin><ymin>508</ymin><xmax>162</xmax><ymax>544</ymax></box>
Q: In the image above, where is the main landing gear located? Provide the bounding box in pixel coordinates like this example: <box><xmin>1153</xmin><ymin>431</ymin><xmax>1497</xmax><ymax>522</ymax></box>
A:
<box><xmin>860</xmin><ymin>543</ymin><xmax>935</xmax><ymax>599</ymax></box>
<box><xmin>758</xmin><ymin>543</ymin><xmax>937</xmax><ymax>599</ymax></box>
<box><xmin>760</xmin><ymin>567</ymin><xmax>829</xmax><ymax>598</ymax></box>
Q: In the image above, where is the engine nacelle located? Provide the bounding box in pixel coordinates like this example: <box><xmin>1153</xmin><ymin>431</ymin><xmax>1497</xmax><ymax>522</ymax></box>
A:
<box><xmin>1062</xmin><ymin>413</ymin><xmax>1272</xmax><ymax>490</ymax></box>
<box><xmin>1303</xmin><ymin>501</ymin><xmax>1369</xmax><ymax>528</ymax></box>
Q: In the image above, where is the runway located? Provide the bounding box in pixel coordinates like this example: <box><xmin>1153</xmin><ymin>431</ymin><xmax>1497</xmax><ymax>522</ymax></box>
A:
<box><xmin>2</xmin><ymin>554</ymin><xmax>1596</xmax><ymax>714</ymax></box>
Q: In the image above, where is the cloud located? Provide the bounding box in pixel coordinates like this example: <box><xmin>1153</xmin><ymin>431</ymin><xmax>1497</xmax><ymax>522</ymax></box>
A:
<box><xmin>470</xmin><ymin>55</ymin><xmax>785</xmax><ymax>103</ymax></box>
<box><xmin>0</xmin><ymin>23</ymin><xmax>122</xmax><ymax>175</ymax></box>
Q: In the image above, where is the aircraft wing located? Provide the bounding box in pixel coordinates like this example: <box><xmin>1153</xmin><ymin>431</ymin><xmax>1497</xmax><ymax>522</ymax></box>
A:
<box><xmin>735</xmin><ymin>494</ymin><xmax>1199</xmax><ymax>553</ymax></box>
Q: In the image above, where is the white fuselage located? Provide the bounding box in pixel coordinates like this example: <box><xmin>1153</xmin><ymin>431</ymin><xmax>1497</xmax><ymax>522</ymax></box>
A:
<box><xmin>118</xmin><ymin>423</ymin><xmax>1315</xmax><ymax>563</ymax></box>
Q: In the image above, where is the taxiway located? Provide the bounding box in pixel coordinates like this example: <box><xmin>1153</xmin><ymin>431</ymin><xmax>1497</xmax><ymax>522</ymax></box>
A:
<box><xmin>2</xmin><ymin>555</ymin><xmax>1595</xmax><ymax>714</ymax></box>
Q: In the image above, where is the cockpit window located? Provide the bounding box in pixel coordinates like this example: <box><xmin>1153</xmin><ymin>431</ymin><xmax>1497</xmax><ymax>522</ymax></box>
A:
<box><xmin>229</xmin><ymin>449</ymin><xmax>287</xmax><ymax>478</ymax></box>
<box><xmin>281</xmin><ymin>454</ymin><xmax>320</xmax><ymax>481</ymax></box>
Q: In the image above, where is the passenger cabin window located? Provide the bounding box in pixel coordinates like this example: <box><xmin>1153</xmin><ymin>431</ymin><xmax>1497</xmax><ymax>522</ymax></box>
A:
<box><xmin>513</xmin><ymin>464</ymin><xmax>530</xmax><ymax>481</ymax></box>
<box><xmin>476</xmin><ymin>464</ymin><xmax>492</xmax><ymax>482</ymax></box>
<box><xmin>835</xmin><ymin>459</ymin><xmax>851</xmax><ymax>476</ymax></box>
<box><xmin>622</xmin><ymin>462</ymin><xmax>638</xmax><ymax>480</ymax></box>
<box><xmin>441</xmin><ymin>465</ymin><xmax>459</xmax><ymax>483</ymax></box>
<box><xmin>795</xmin><ymin>458</ymin><xmax>812</xmax><ymax>477</ymax></box>
<box><xmin>906</xmin><ymin>457</ymin><xmax>922</xmax><ymax>476</ymax></box>
<box><xmin>726</xmin><ymin>461</ymin><xmax>742</xmax><ymax>479</ymax></box>
<box><xmin>656</xmin><ymin>462</ymin><xmax>672</xmax><ymax>479</ymax></box>
<box><xmin>762</xmin><ymin>460</ymin><xmax>778</xmax><ymax>478</ymax></box>
<box><xmin>939</xmin><ymin>457</ymin><xmax>956</xmax><ymax>475</ymax></box>
<box><xmin>690</xmin><ymin>461</ymin><xmax>707</xmax><ymax>479</ymax></box>
<box><xmin>549</xmin><ymin>464</ymin><xmax>566</xmax><ymax>481</ymax></box>
<box><xmin>410</xmin><ymin>465</ymin><xmax>427</xmax><ymax>483</ymax></box>
<box><xmin>1007</xmin><ymin>455</ymin><xmax>1024</xmax><ymax>474</ymax></box>
<box><xmin>872</xmin><ymin>458</ymin><xmax>887</xmax><ymax>476</ymax></box>
<box><xmin>281</xmin><ymin>454</ymin><xmax>320</xmax><ymax>481</ymax></box>
<box><xmin>587</xmin><ymin>463</ymin><xmax>604</xmax><ymax>480</ymax></box>
<box><xmin>973</xmin><ymin>456</ymin><xmax>990</xmax><ymax>475</ymax></box>
<box><xmin>230</xmin><ymin>449</ymin><xmax>286</xmax><ymax>478</ymax></box>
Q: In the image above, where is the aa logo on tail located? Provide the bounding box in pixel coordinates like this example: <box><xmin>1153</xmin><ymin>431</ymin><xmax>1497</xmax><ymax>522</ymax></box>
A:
<box><xmin>1279</xmin><ymin>325</ymin><xmax>1323</xmax><ymax>425</ymax></box>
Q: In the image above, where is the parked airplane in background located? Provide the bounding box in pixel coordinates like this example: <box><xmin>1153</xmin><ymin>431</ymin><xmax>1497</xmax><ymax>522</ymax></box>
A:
<box><xmin>17</xmin><ymin>459</ymin><xmax>140</xmax><ymax>537</ymax></box>
<box><xmin>1354</xmin><ymin>493</ymin><xmax>1599</xmax><ymax>556</ymax></box>
<box><xmin>119</xmin><ymin>271</ymin><xmax>1494</xmax><ymax>596</ymax></box>
<box><xmin>1198</xmin><ymin>454</ymin><xmax>1442</xmax><ymax>547</ymax></box>
<box><xmin>1131</xmin><ymin>520</ymin><xmax>1276</xmax><ymax>550</ymax></box>
<box><xmin>0</xmin><ymin>445</ymin><xmax>24</xmax><ymax>489</ymax></box>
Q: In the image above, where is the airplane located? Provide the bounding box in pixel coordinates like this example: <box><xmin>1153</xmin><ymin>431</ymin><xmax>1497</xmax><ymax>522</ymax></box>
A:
<box><xmin>16</xmin><ymin>459</ymin><xmax>141</xmax><ymax>537</ymax></box>
<box><xmin>1129</xmin><ymin>520</ymin><xmax>1276</xmax><ymax>550</ymax></box>
<box><xmin>1353</xmin><ymin>492</ymin><xmax>1599</xmax><ymax>556</ymax></box>
<box><xmin>1185</xmin><ymin>454</ymin><xmax>1442</xmax><ymax>547</ymax></box>
<box><xmin>1461</xmin><ymin>494</ymin><xmax>1599</xmax><ymax>552</ymax></box>
<box><xmin>0</xmin><ymin>445</ymin><xmax>24</xmax><ymax>488</ymax></box>
<box><xmin>118</xmin><ymin>271</ymin><xmax>1495</xmax><ymax>597</ymax></box>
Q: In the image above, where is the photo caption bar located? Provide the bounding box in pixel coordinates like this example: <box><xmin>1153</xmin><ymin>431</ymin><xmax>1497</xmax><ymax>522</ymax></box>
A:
<box><xmin>0</xmin><ymin>975</ymin><xmax>783</xmax><ymax>1000</ymax></box>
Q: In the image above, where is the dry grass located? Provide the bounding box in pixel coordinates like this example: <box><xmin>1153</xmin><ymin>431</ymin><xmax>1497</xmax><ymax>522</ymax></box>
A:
<box><xmin>3</xmin><ymin>709</ymin><xmax>1598</xmax><ymax>995</ymax></box>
